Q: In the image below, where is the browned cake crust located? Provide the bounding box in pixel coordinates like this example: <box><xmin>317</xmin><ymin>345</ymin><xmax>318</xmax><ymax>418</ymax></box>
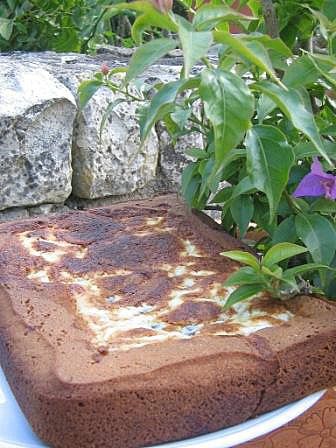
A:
<box><xmin>0</xmin><ymin>194</ymin><xmax>335</xmax><ymax>448</ymax></box>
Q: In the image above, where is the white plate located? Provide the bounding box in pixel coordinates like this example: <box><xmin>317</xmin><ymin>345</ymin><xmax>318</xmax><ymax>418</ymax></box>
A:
<box><xmin>0</xmin><ymin>367</ymin><xmax>325</xmax><ymax>448</ymax></box>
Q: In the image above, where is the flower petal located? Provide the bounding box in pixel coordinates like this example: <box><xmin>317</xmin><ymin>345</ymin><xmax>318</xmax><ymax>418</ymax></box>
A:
<box><xmin>293</xmin><ymin>173</ymin><xmax>326</xmax><ymax>198</ymax></box>
<box><xmin>311</xmin><ymin>158</ymin><xmax>333</xmax><ymax>179</ymax></box>
<box><xmin>330</xmin><ymin>181</ymin><xmax>336</xmax><ymax>200</ymax></box>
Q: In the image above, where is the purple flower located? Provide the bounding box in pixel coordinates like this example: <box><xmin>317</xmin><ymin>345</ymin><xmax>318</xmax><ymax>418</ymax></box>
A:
<box><xmin>293</xmin><ymin>157</ymin><xmax>336</xmax><ymax>200</ymax></box>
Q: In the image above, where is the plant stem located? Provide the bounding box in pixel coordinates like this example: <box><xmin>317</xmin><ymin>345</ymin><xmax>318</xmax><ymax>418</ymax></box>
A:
<box><xmin>261</xmin><ymin>0</ymin><xmax>279</xmax><ymax>38</ymax></box>
<box><xmin>284</xmin><ymin>190</ymin><xmax>302</xmax><ymax>214</ymax></box>
<box><xmin>106</xmin><ymin>82</ymin><xmax>142</xmax><ymax>102</ymax></box>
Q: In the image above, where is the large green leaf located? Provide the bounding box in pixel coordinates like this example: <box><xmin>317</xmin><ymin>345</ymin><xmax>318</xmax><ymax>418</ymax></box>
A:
<box><xmin>307</xmin><ymin>53</ymin><xmax>336</xmax><ymax>89</ymax></box>
<box><xmin>214</xmin><ymin>31</ymin><xmax>282</xmax><ymax>85</ymax></box>
<box><xmin>140</xmin><ymin>79</ymin><xmax>187</xmax><ymax>142</ymax></box>
<box><xmin>199</xmin><ymin>69</ymin><xmax>254</xmax><ymax>167</ymax></box>
<box><xmin>283</xmin><ymin>55</ymin><xmax>320</xmax><ymax>88</ymax></box>
<box><xmin>272</xmin><ymin>216</ymin><xmax>297</xmax><ymax>244</ymax></box>
<box><xmin>193</xmin><ymin>4</ymin><xmax>256</xmax><ymax>31</ymax></box>
<box><xmin>125</xmin><ymin>38</ymin><xmax>177</xmax><ymax>83</ymax></box>
<box><xmin>78</xmin><ymin>80</ymin><xmax>103</xmax><ymax>110</ymax></box>
<box><xmin>283</xmin><ymin>263</ymin><xmax>331</xmax><ymax>281</ymax></box>
<box><xmin>223</xmin><ymin>284</ymin><xmax>264</xmax><ymax>310</ymax></box>
<box><xmin>230</xmin><ymin>195</ymin><xmax>254</xmax><ymax>238</ymax></box>
<box><xmin>323</xmin><ymin>0</ymin><xmax>336</xmax><ymax>20</ymax></box>
<box><xmin>240</xmin><ymin>33</ymin><xmax>292</xmax><ymax>57</ymax></box>
<box><xmin>311</xmin><ymin>198</ymin><xmax>336</xmax><ymax>214</ymax></box>
<box><xmin>263</xmin><ymin>243</ymin><xmax>308</xmax><ymax>268</ymax></box>
<box><xmin>283</xmin><ymin>54</ymin><xmax>335</xmax><ymax>89</ymax></box>
<box><xmin>177</xmin><ymin>16</ymin><xmax>213</xmax><ymax>77</ymax></box>
<box><xmin>295</xmin><ymin>213</ymin><xmax>336</xmax><ymax>264</ymax></box>
<box><xmin>0</xmin><ymin>18</ymin><xmax>13</xmax><ymax>40</ymax></box>
<box><xmin>245</xmin><ymin>125</ymin><xmax>295</xmax><ymax>219</ymax></box>
<box><xmin>99</xmin><ymin>98</ymin><xmax>126</xmax><ymax>140</ymax></box>
<box><xmin>224</xmin><ymin>266</ymin><xmax>265</xmax><ymax>287</ymax></box>
<box><xmin>181</xmin><ymin>162</ymin><xmax>201</xmax><ymax>206</ymax></box>
<box><xmin>293</xmin><ymin>140</ymin><xmax>336</xmax><ymax>161</ymax></box>
<box><xmin>257</xmin><ymin>94</ymin><xmax>276</xmax><ymax>123</ymax></box>
<box><xmin>220</xmin><ymin>250</ymin><xmax>260</xmax><ymax>270</ymax></box>
<box><xmin>254</xmin><ymin>81</ymin><xmax>333</xmax><ymax>166</ymax></box>
<box><xmin>106</xmin><ymin>1</ymin><xmax>177</xmax><ymax>44</ymax></box>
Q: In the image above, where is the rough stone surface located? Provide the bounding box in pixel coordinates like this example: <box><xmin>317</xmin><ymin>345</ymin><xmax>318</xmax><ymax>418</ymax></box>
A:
<box><xmin>159</xmin><ymin>126</ymin><xmax>204</xmax><ymax>186</ymax></box>
<box><xmin>0</xmin><ymin>207</ymin><xmax>29</xmax><ymax>222</ymax></box>
<box><xmin>0</xmin><ymin>60</ymin><xmax>76</xmax><ymax>210</ymax></box>
<box><xmin>72</xmin><ymin>86</ymin><xmax>159</xmax><ymax>198</ymax></box>
<box><xmin>65</xmin><ymin>173</ymin><xmax>175</xmax><ymax>210</ymax></box>
<box><xmin>28</xmin><ymin>203</ymin><xmax>70</xmax><ymax>217</ymax></box>
<box><xmin>0</xmin><ymin>51</ymin><xmax>188</xmax><ymax>211</ymax></box>
<box><xmin>0</xmin><ymin>52</ymin><xmax>181</xmax><ymax>200</ymax></box>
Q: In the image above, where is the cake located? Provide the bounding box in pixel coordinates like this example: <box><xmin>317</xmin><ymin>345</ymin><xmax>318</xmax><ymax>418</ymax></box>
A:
<box><xmin>0</xmin><ymin>194</ymin><xmax>335</xmax><ymax>448</ymax></box>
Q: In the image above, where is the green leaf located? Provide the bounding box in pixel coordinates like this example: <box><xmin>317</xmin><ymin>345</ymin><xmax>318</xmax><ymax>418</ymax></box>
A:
<box><xmin>254</xmin><ymin>81</ymin><xmax>333</xmax><ymax>166</ymax></box>
<box><xmin>193</xmin><ymin>4</ymin><xmax>256</xmax><ymax>31</ymax></box>
<box><xmin>198</xmin><ymin>157</ymin><xmax>215</xmax><ymax>198</ymax></box>
<box><xmin>78</xmin><ymin>79</ymin><xmax>103</xmax><ymax>110</ymax></box>
<box><xmin>211</xmin><ymin>186</ymin><xmax>233</xmax><ymax>204</ymax></box>
<box><xmin>307</xmin><ymin>53</ymin><xmax>336</xmax><ymax>89</ymax></box>
<box><xmin>295</xmin><ymin>213</ymin><xmax>336</xmax><ymax>264</ymax></box>
<box><xmin>245</xmin><ymin>125</ymin><xmax>295</xmax><ymax>219</ymax></box>
<box><xmin>214</xmin><ymin>32</ymin><xmax>282</xmax><ymax>86</ymax></box>
<box><xmin>262</xmin><ymin>243</ymin><xmax>308</xmax><ymax>268</ymax></box>
<box><xmin>199</xmin><ymin>69</ymin><xmax>254</xmax><ymax>167</ymax></box>
<box><xmin>230</xmin><ymin>195</ymin><xmax>254</xmax><ymax>238</ymax></box>
<box><xmin>272</xmin><ymin>216</ymin><xmax>297</xmax><ymax>244</ymax></box>
<box><xmin>220</xmin><ymin>250</ymin><xmax>260</xmax><ymax>270</ymax></box>
<box><xmin>176</xmin><ymin>16</ymin><xmax>213</xmax><ymax>77</ymax></box>
<box><xmin>0</xmin><ymin>18</ymin><xmax>13</xmax><ymax>40</ymax></box>
<box><xmin>99</xmin><ymin>98</ymin><xmax>126</xmax><ymax>141</ymax></box>
<box><xmin>107</xmin><ymin>1</ymin><xmax>177</xmax><ymax>44</ymax></box>
<box><xmin>170</xmin><ymin>108</ymin><xmax>192</xmax><ymax>130</ymax></box>
<box><xmin>293</xmin><ymin>140</ymin><xmax>336</xmax><ymax>161</ymax></box>
<box><xmin>140</xmin><ymin>79</ymin><xmax>184</xmax><ymax>142</ymax></box>
<box><xmin>284</xmin><ymin>53</ymin><xmax>336</xmax><ymax>89</ymax></box>
<box><xmin>240</xmin><ymin>33</ymin><xmax>292</xmax><ymax>57</ymax></box>
<box><xmin>257</xmin><ymin>94</ymin><xmax>276</xmax><ymax>123</ymax></box>
<box><xmin>283</xmin><ymin>263</ymin><xmax>331</xmax><ymax>281</ymax></box>
<box><xmin>304</xmin><ymin>6</ymin><xmax>336</xmax><ymax>37</ymax></box>
<box><xmin>311</xmin><ymin>198</ymin><xmax>336</xmax><ymax>213</ymax></box>
<box><xmin>223</xmin><ymin>284</ymin><xmax>264</xmax><ymax>310</ymax></box>
<box><xmin>181</xmin><ymin>163</ymin><xmax>200</xmax><ymax>206</ymax></box>
<box><xmin>283</xmin><ymin>55</ymin><xmax>320</xmax><ymax>88</ymax></box>
<box><xmin>125</xmin><ymin>38</ymin><xmax>177</xmax><ymax>83</ymax></box>
<box><xmin>184</xmin><ymin>148</ymin><xmax>208</xmax><ymax>160</ymax></box>
<box><xmin>323</xmin><ymin>0</ymin><xmax>336</xmax><ymax>21</ymax></box>
<box><xmin>224</xmin><ymin>266</ymin><xmax>264</xmax><ymax>287</ymax></box>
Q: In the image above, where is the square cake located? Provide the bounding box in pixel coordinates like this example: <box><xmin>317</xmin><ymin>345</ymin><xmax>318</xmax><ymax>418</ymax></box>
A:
<box><xmin>0</xmin><ymin>194</ymin><xmax>335</xmax><ymax>448</ymax></box>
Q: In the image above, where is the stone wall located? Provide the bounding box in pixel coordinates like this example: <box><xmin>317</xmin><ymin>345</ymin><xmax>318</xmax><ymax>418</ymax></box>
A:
<box><xmin>0</xmin><ymin>49</ymin><xmax>192</xmax><ymax>221</ymax></box>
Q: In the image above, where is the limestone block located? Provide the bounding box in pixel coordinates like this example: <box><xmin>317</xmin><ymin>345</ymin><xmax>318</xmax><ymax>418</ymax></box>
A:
<box><xmin>28</xmin><ymin>203</ymin><xmax>70</xmax><ymax>217</ymax></box>
<box><xmin>0</xmin><ymin>51</ymin><xmax>183</xmax><ymax>202</ymax></box>
<box><xmin>0</xmin><ymin>61</ymin><xmax>76</xmax><ymax>210</ymax></box>
<box><xmin>72</xmin><ymin>86</ymin><xmax>159</xmax><ymax>198</ymax></box>
<box><xmin>0</xmin><ymin>207</ymin><xmax>29</xmax><ymax>222</ymax></box>
<box><xmin>159</xmin><ymin>127</ymin><xmax>204</xmax><ymax>187</ymax></box>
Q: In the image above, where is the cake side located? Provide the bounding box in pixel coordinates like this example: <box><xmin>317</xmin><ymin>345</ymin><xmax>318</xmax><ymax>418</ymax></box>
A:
<box><xmin>0</xmin><ymin>194</ymin><xmax>336</xmax><ymax>448</ymax></box>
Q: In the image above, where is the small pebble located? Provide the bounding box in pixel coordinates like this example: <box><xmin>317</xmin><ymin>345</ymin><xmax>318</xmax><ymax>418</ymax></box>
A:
<box><xmin>151</xmin><ymin>322</ymin><xmax>165</xmax><ymax>331</ymax></box>
<box><xmin>181</xmin><ymin>325</ymin><xmax>200</xmax><ymax>336</ymax></box>
<box><xmin>139</xmin><ymin>304</ymin><xmax>153</xmax><ymax>314</ymax></box>
<box><xmin>106</xmin><ymin>296</ymin><xmax>118</xmax><ymax>304</ymax></box>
